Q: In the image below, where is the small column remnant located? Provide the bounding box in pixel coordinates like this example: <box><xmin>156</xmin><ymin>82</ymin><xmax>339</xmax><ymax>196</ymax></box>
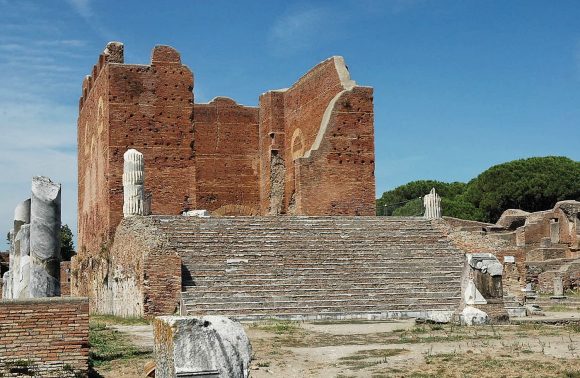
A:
<box><xmin>423</xmin><ymin>187</ymin><xmax>442</xmax><ymax>219</ymax></box>
<box><xmin>123</xmin><ymin>149</ymin><xmax>146</xmax><ymax>217</ymax></box>
<box><xmin>30</xmin><ymin>176</ymin><xmax>62</xmax><ymax>297</ymax></box>
<box><xmin>551</xmin><ymin>275</ymin><xmax>566</xmax><ymax>299</ymax></box>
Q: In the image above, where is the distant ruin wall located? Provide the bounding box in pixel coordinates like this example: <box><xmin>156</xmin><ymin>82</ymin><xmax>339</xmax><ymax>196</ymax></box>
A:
<box><xmin>0</xmin><ymin>297</ymin><xmax>89</xmax><ymax>377</ymax></box>
<box><xmin>194</xmin><ymin>98</ymin><xmax>260</xmax><ymax>214</ymax></box>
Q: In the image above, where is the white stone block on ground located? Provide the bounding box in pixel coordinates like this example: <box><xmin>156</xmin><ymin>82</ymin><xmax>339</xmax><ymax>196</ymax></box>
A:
<box><xmin>183</xmin><ymin>210</ymin><xmax>210</xmax><ymax>217</ymax></box>
<box><xmin>460</xmin><ymin>306</ymin><xmax>488</xmax><ymax>326</ymax></box>
<box><xmin>154</xmin><ymin>315</ymin><xmax>252</xmax><ymax>378</ymax></box>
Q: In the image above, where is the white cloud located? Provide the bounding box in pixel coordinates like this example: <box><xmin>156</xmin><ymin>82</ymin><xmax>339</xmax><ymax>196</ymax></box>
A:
<box><xmin>0</xmin><ymin>2</ymin><xmax>85</xmax><ymax>245</ymax></box>
<box><xmin>268</xmin><ymin>6</ymin><xmax>345</xmax><ymax>55</ymax></box>
<box><xmin>65</xmin><ymin>0</ymin><xmax>92</xmax><ymax>19</ymax></box>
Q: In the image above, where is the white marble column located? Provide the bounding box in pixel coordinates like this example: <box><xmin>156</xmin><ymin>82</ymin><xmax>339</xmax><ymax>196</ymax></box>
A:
<box><xmin>123</xmin><ymin>149</ymin><xmax>146</xmax><ymax>217</ymax></box>
<box><xmin>423</xmin><ymin>188</ymin><xmax>442</xmax><ymax>219</ymax></box>
<box><xmin>30</xmin><ymin>176</ymin><xmax>61</xmax><ymax>297</ymax></box>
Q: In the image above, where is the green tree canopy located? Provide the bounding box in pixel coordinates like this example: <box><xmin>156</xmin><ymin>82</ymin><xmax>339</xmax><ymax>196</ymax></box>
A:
<box><xmin>60</xmin><ymin>224</ymin><xmax>75</xmax><ymax>261</ymax></box>
<box><xmin>464</xmin><ymin>156</ymin><xmax>580</xmax><ymax>222</ymax></box>
<box><xmin>377</xmin><ymin>156</ymin><xmax>580</xmax><ymax>223</ymax></box>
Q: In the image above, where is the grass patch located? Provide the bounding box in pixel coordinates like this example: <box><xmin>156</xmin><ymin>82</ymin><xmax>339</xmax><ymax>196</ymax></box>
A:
<box><xmin>89</xmin><ymin>322</ymin><xmax>151</xmax><ymax>368</ymax></box>
<box><xmin>312</xmin><ymin>319</ymin><xmax>397</xmax><ymax>325</ymax></box>
<box><xmin>337</xmin><ymin>348</ymin><xmax>408</xmax><ymax>371</ymax></box>
<box><xmin>90</xmin><ymin>314</ymin><xmax>150</xmax><ymax>326</ymax></box>
<box><xmin>546</xmin><ymin>304</ymin><xmax>577</xmax><ymax>312</ymax></box>
<box><xmin>251</xmin><ymin>320</ymin><xmax>299</xmax><ymax>334</ymax></box>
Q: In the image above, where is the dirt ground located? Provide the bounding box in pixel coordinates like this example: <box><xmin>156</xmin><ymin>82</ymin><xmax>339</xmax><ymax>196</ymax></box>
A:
<box><xmin>93</xmin><ymin>313</ymin><xmax>580</xmax><ymax>378</ymax></box>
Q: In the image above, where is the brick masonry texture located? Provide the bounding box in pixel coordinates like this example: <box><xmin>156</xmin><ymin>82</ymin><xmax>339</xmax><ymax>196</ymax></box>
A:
<box><xmin>82</xmin><ymin>216</ymin><xmax>181</xmax><ymax>317</ymax></box>
<box><xmin>0</xmin><ymin>297</ymin><xmax>89</xmax><ymax>377</ymax></box>
<box><xmin>73</xmin><ymin>43</ymin><xmax>375</xmax><ymax>299</ymax></box>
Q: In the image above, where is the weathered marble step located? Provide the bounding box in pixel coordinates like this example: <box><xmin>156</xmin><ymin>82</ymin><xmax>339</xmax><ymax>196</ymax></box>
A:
<box><xmin>182</xmin><ymin>285</ymin><xmax>461</xmax><ymax>296</ymax></box>
<box><xmin>182</xmin><ymin>271</ymin><xmax>462</xmax><ymax>280</ymax></box>
<box><xmin>182</xmin><ymin>266</ymin><xmax>463</xmax><ymax>274</ymax></box>
<box><xmin>176</xmin><ymin>248</ymin><xmax>460</xmax><ymax>256</ymax></box>
<box><xmin>183</xmin><ymin>285</ymin><xmax>459</xmax><ymax>294</ymax></box>
<box><xmin>183</xmin><ymin>302</ymin><xmax>457</xmax><ymax>314</ymax></box>
<box><xmin>182</xmin><ymin>292</ymin><xmax>461</xmax><ymax>304</ymax></box>
<box><xmin>183</xmin><ymin>296</ymin><xmax>462</xmax><ymax>309</ymax></box>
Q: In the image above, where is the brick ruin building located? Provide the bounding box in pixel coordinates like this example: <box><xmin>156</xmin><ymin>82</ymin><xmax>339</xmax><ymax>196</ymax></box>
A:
<box><xmin>72</xmin><ymin>42</ymin><xmax>507</xmax><ymax>323</ymax></box>
<box><xmin>443</xmin><ymin>200</ymin><xmax>580</xmax><ymax>308</ymax></box>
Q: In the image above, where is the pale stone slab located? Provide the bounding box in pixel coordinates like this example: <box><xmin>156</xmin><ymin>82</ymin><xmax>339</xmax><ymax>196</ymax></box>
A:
<box><xmin>183</xmin><ymin>209</ymin><xmax>210</xmax><ymax>217</ymax></box>
<box><xmin>464</xmin><ymin>280</ymin><xmax>487</xmax><ymax>305</ymax></box>
<box><xmin>154</xmin><ymin>316</ymin><xmax>252</xmax><ymax>378</ymax></box>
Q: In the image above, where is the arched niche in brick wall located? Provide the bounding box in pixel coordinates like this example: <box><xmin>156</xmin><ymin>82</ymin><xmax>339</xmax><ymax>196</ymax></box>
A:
<box><xmin>212</xmin><ymin>204</ymin><xmax>258</xmax><ymax>216</ymax></box>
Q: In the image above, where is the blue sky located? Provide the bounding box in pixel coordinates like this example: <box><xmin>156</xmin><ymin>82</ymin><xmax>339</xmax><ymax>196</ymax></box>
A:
<box><xmin>1</xmin><ymin>0</ymin><xmax>579</xmax><ymax>245</ymax></box>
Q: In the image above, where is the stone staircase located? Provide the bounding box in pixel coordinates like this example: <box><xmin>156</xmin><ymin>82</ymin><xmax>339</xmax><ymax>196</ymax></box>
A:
<box><xmin>153</xmin><ymin>216</ymin><xmax>466</xmax><ymax>320</ymax></box>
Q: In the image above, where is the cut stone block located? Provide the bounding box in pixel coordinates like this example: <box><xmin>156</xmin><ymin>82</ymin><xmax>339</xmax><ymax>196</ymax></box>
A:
<box><xmin>154</xmin><ymin>316</ymin><xmax>252</xmax><ymax>378</ymax></box>
<box><xmin>460</xmin><ymin>306</ymin><xmax>488</xmax><ymax>326</ymax></box>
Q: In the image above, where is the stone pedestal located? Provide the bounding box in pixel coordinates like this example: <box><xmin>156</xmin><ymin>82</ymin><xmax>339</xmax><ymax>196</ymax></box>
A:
<box><xmin>550</xmin><ymin>276</ymin><xmax>566</xmax><ymax>299</ymax></box>
<box><xmin>29</xmin><ymin>176</ymin><xmax>61</xmax><ymax>297</ymax></box>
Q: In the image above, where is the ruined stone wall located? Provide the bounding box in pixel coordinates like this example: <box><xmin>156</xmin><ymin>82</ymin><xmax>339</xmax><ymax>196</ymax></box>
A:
<box><xmin>107</xmin><ymin>47</ymin><xmax>196</xmax><ymax>227</ymax></box>
<box><xmin>258</xmin><ymin>91</ymin><xmax>285</xmax><ymax>215</ymax></box>
<box><xmin>77</xmin><ymin>54</ymin><xmax>112</xmax><ymax>261</ymax></box>
<box><xmin>281</xmin><ymin>58</ymin><xmax>347</xmax><ymax>212</ymax></box>
<box><xmin>0</xmin><ymin>297</ymin><xmax>89</xmax><ymax>377</ymax></box>
<box><xmin>295</xmin><ymin>87</ymin><xmax>375</xmax><ymax>215</ymax></box>
<box><xmin>258</xmin><ymin>57</ymin><xmax>376</xmax><ymax>215</ymax></box>
<box><xmin>194</xmin><ymin>98</ymin><xmax>260</xmax><ymax>214</ymax></box>
<box><xmin>440</xmin><ymin>221</ymin><xmax>527</xmax><ymax>301</ymax></box>
<box><xmin>94</xmin><ymin>217</ymin><xmax>181</xmax><ymax>317</ymax></box>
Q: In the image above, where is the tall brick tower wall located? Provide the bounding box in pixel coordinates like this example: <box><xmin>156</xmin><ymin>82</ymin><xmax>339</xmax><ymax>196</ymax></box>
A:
<box><xmin>73</xmin><ymin>42</ymin><xmax>375</xmax><ymax>301</ymax></box>
<box><xmin>259</xmin><ymin>57</ymin><xmax>375</xmax><ymax>215</ymax></box>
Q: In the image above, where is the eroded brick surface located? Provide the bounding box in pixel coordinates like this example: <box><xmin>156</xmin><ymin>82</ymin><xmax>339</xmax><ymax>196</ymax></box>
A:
<box><xmin>0</xmin><ymin>297</ymin><xmax>89</xmax><ymax>377</ymax></box>
<box><xmin>74</xmin><ymin>43</ymin><xmax>376</xmax><ymax>302</ymax></box>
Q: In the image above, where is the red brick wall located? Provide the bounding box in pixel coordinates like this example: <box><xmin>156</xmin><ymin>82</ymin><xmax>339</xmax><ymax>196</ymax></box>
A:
<box><xmin>75</xmin><ymin>45</ymin><xmax>377</xmax><ymax>303</ymax></box>
<box><xmin>281</xmin><ymin>58</ymin><xmax>346</xmax><ymax>211</ymax></box>
<box><xmin>295</xmin><ymin>87</ymin><xmax>376</xmax><ymax>215</ymax></box>
<box><xmin>60</xmin><ymin>261</ymin><xmax>71</xmax><ymax>296</ymax></box>
<box><xmin>77</xmin><ymin>58</ymin><xmax>111</xmax><ymax>261</ymax></box>
<box><xmin>194</xmin><ymin>98</ymin><xmax>260</xmax><ymax>214</ymax></box>
<box><xmin>143</xmin><ymin>251</ymin><xmax>182</xmax><ymax>316</ymax></box>
<box><xmin>257</xmin><ymin>57</ymin><xmax>376</xmax><ymax>215</ymax></box>
<box><xmin>0</xmin><ymin>297</ymin><xmax>89</xmax><ymax>377</ymax></box>
<box><xmin>258</xmin><ymin>91</ymin><xmax>285</xmax><ymax>214</ymax></box>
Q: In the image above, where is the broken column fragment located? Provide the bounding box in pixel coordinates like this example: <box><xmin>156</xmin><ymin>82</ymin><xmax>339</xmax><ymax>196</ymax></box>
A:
<box><xmin>30</xmin><ymin>176</ymin><xmax>61</xmax><ymax>297</ymax></box>
<box><xmin>13</xmin><ymin>224</ymin><xmax>30</xmax><ymax>298</ymax></box>
<box><xmin>123</xmin><ymin>149</ymin><xmax>147</xmax><ymax>217</ymax></box>
<box><xmin>11</xmin><ymin>199</ymin><xmax>31</xmax><ymax>299</ymax></box>
<box><xmin>154</xmin><ymin>316</ymin><xmax>252</xmax><ymax>378</ymax></box>
<box><xmin>423</xmin><ymin>188</ymin><xmax>442</xmax><ymax>219</ymax></box>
